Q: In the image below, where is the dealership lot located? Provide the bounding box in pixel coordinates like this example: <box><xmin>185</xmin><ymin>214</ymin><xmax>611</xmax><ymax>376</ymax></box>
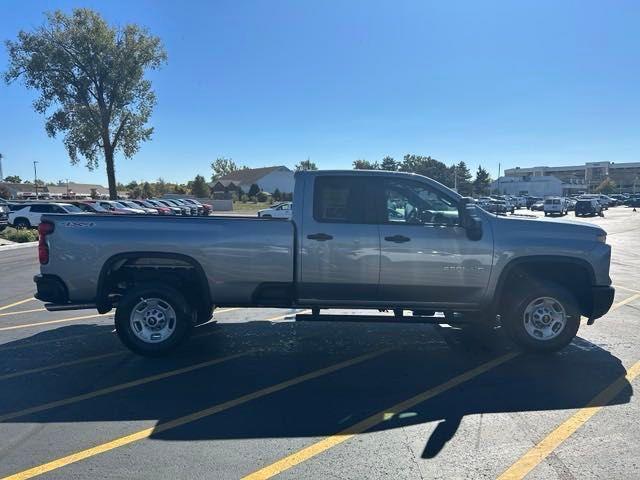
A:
<box><xmin>0</xmin><ymin>207</ymin><xmax>639</xmax><ymax>479</ymax></box>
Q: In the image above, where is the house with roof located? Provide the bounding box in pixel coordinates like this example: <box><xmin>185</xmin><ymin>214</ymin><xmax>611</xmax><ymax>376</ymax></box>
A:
<box><xmin>46</xmin><ymin>183</ymin><xmax>110</xmax><ymax>199</ymax></box>
<box><xmin>211</xmin><ymin>166</ymin><xmax>294</xmax><ymax>197</ymax></box>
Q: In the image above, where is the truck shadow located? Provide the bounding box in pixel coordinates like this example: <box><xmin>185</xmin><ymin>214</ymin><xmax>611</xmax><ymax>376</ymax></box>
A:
<box><xmin>0</xmin><ymin>320</ymin><xmax>633</xmax><ymax>461</ymax></box>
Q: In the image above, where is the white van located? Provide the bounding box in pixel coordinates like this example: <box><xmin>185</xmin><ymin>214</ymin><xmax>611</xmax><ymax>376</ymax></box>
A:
<box><xmin>543</xmin><ymin>197</ymin><xmax>567</xmax><ymax>216</ymax></box>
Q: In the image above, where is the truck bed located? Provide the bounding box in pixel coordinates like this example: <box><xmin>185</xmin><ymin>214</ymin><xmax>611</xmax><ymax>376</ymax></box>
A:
<box><xmin>40</xmin><ymin>214</ymin><xmax>295</xmax><ymax>305</ymax></box>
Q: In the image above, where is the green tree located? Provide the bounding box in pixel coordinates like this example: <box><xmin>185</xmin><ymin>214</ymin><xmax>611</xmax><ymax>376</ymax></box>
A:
<box><xmin>5</xmin><ymin>9</ymin><xmax>167</xmax><ymax>199</ymax></box>
<box><xmin>248</xmin><ymin>183</ymin><xmax>260</xmax><ymax>197</ymax></box>
<box><xmin>211</xmin><ymin>157</ymin><xmax>246</xmax><ymax>182</ymax></box>
<box><xmin>295</xmin><ymin>158</ymin><xmax>317</xmax><ymax>171</ymax></box>
<box><xmin>399</xmin><ymin>154</ymin><xmax>453</xmax><ymax>187</ymax></box>
<box><xmin>454</xmin><ymin>161</ymin><xmax>473</xmax><ymax>196</ymax></box>
<box><xmin>154</xmin><ymin>177</ymin><xmax>168</xmax><ymax>195</ymax></box>
<box><xmin>473</xmin><ymin>165</ymin><xmax>492</xmax><ymax>196</ymax></box>
<box><xmin>352</xmin><ymin>159</ymin><xmax>379</xmax><ymax>169</ymax></box>
<box><xmin>190</xmin><ymin>174</ymin><xmax>209</xmax><ymax>198</ymax></box>
<box><xmin>380</xmin><ymin>156</ymin><xmax>398</xmax><ymax>171</ymax></box>
<box><xmin>273</xmin><ymin>188</ymin><xmax>282</xmax><ymax>201</ymax></box>
<box><xmin>3</xmin><ymin>175</ymin><xmax>22</xmax><ymax>183</ymax></box>
<box><xmin>141</xmin><ymin>181</ymin><xmax>154</xmax><ymax>198</ymax></box>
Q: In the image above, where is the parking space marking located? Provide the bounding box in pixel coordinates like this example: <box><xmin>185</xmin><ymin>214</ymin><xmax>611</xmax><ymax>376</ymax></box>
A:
<box><xmin>1</xmin><ymin>349</ymin><xmax>388</xmax><ymax>480</ymax></box>
<box><xmin>0</xmin><ymin>313</ymin><xmax>111</xmax><ymax>332</ymax></box>
<box><xmin>609</xmin><ymin>292</ymin><xmax>640</xmax><ymax>311</ymax></box>
<box><xmin>0</xmin><ymin>308</ymin><xmax>46</xmax><ymax>318</ymax></box>
<box><xmin>241</xmin><ymin>351</ymin><xmax>518</xmax><ymax>480</ymax></box>
<box><xmin>497</xmin><ymin>360</ymin><xmax>640</xmax><ymax>480</ymax></box>
<box><xmin>0</xmin><ymin>352</ymin><xmax>126</xmax><ymax>381</ymax></box>
<box><xmin>0</xmin><ymin>350</ymin><xmax>251</xmax><ymax>422</ymax></box>
<box><xmin>0</xmin><ymin>297</ymin><xmax>36</xmax><ymax>312</ymax></box>
<box><xmin>613</xmin><ymin>284</ymin><xmax>640</xmax><ymax>294</ymax></box>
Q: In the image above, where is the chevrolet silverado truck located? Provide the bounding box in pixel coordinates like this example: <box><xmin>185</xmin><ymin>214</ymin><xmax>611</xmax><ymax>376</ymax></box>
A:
<box><xmin>34</xmin><ymin>170</ymin><xmax>614</xmax><ymax>356</ymax></box>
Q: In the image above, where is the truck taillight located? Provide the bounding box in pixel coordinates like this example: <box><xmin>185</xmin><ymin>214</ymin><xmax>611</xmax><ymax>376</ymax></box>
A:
<box><xmin>38</xmin><ymin>221</ymin><xmax>54</xmax><ymax>265</ymax></box>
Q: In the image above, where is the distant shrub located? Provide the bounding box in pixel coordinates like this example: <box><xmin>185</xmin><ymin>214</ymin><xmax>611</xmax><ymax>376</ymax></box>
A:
<box><xmin>256</xmin><ymin>191</ymin><xmax>269</xmax><ymax>202</ymax></box>
<box><xmin>1</xmin><ymin>227</ymin><xmax>39</xmax><ymax>243</ymax></box>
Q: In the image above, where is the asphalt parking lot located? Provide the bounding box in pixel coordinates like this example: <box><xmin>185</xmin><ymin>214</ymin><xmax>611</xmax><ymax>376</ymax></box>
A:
<box><xmin>0</xmin><ymin>207</ymin><xmax>639</xmax><ymax>480</ymax></box>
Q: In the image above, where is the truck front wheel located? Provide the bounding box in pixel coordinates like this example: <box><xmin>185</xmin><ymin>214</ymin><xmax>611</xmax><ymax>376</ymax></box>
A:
<box><xmin>115</xmin><ymin>284</ymin><xmax>193</xmax><ymax>357</ymax></box>
<box><xmin>503</xmin><ymin>285</ymin><xmax>580</xmax><ymax>352</ymax></box>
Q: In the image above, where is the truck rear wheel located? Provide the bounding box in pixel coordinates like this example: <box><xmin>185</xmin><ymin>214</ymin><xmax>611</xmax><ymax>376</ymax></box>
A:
<box><xmin>502</xmin><ymin>285</ymin><xmax>579</xmax><ymax>353</ymax></box>
<box><xmin>115</xmin><ymin>284</ymin><xmax>193</xmax><ymax>357</ymax></box>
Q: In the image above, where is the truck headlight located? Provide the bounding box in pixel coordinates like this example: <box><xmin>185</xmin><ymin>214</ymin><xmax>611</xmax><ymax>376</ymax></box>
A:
<box><xmin>596</xmin><ymin>233</ymin><xmax>607</xmax><ymax>243</ymax></box>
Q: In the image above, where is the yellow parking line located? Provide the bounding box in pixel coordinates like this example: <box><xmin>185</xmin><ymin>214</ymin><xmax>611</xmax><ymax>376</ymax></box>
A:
<box><xmin>0</xmin><ymin>350</ymin><xmax>251</xmax><ymax>422</ymax></box>
<box><xmin>497</xmin><ymin>360</ymin><xmax>640</xmax><ymax>480</ymax></box>
<box><xmin>609</xmin><ymin>292</ymin><xmax>640</xmax><ymax>311</ymax></box>
<box><xmin>0</xmin><ymin>308</ymin><xmax>46</xmax><ymax>318</ymax></box>
<box><xmin>1</xmin><ymin>348</ymin><xmax>387</xmax><ymax>480</ymax></box>
<box><xmin>242</xmin><ymin>351</ymin><xmax>518</xmax><ymax>480</ymax></box>
<box><xmin>0</xmin><ymin>313</ymin><xmax>111</xmax><ymax>332</ymax></box>
<box><xmin>0</xmin><ymin>297</ymin><xmax>36</xmax><ymax>312</ymax></box>
<box><xmin>0</xmin><ymin>307</ymin><xmax>239</xmax><ymax>331</ymax></box>
<box><xmin>0</xmin><ymin>308</ymin><xmax>288</xmax><ymax>379</ymax></box>
<box><xmin>0</xmin><ymin>352</ymin><xmax>126</xmax><ymax>381</ymax></box>
<box><xmin>613</xmin><ymin>284</ymin><xmax>640</xmax><ymax>294</ymax></box>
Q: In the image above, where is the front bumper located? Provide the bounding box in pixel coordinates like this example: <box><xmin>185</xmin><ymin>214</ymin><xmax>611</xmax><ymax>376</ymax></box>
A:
<box><xmin>588</xmin><ymin>286</ymin><xmax>615</xmax><ymax>322</ymax></box>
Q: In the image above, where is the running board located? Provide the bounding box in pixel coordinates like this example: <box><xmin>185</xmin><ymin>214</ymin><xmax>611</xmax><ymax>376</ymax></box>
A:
<box><xmin>45</xmin><ymin>303</ymin><xmax>97</xmax><ymax>312</ymax></box>
<box><xmin>295</xmin><ymin>314</ymin><xmax>447</xmax><ymax>324</ymax></box>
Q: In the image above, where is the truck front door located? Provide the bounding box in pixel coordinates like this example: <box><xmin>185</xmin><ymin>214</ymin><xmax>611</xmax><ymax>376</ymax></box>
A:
<box><xmin>298</xmin><ymin>175</ymin><xmax>380</xmax><ymax>304</ymax></box>
<box><xmin>377</xmin><ymin>177</ymin><xmax>493</xmax><ymax>308</ymax></box>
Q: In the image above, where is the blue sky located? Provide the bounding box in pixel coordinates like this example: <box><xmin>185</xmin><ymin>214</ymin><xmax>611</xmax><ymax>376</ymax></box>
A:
<box><xmin>1</xmin><ymin>0</ymin><xmax>639</xmax><ymax>185</ymax></box>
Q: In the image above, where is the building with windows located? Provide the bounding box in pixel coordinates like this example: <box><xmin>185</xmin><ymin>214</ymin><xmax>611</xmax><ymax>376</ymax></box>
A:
<box><xmin>504</xmin><ymin>161</ymin><xmax>640</xmax><ymax>192</ymax></box>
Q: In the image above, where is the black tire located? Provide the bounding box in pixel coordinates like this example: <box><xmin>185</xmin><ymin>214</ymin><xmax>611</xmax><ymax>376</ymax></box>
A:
<box><xmin>262</xmin><ymin>214</ymin><xmax>272</xmax><ymax>218</ymax></box>
<box><xmin>502</xmin><ymin>284</ymin><xmax>580</xmax><ymax>353</ymax></box>
<box><xmin>13</xmin><ymin>218</ymin><xmax>30</xmax><ymax>229</ymax></box>
<box><xmin>115</xmin><ymin>283</ymin><xmax>193</xmax><ymax>357</ymax></box>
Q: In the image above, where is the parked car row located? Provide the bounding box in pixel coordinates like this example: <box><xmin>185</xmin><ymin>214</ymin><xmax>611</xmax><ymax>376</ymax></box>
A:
<box><xmin>4</xmin><ymin>197</ymin><xmax>212</xmax><ymax>229</ymax></box>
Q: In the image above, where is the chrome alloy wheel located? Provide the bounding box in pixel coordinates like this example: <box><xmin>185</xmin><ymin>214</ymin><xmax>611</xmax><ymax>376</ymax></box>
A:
<box><xmin>129</xmin><ymin>298</ymin><xmax>177</xmax><ymax>343</ymax></box>
<box><xmin>523</xmin><ymin>296</ymin><xmax>568</xmax><ymax>341</ymax></box>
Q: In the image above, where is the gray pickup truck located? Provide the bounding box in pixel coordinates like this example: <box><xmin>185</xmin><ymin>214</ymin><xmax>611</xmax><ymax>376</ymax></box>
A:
<box><xmin>34</xmin><ymin>170</ymin><xmax>614</xmax><ymax>356</ymax></box>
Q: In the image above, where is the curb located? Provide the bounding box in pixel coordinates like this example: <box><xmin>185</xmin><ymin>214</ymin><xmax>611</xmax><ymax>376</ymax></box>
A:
<box><xmin>0</xmin><ymin>241</ymin><xmax>39</xmax><ymax>252</ymax></box>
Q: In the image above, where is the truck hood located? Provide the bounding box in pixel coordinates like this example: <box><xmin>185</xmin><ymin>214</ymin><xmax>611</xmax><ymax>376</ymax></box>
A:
<box><xmin>489</xmin><ymin>212</ymin><xmax>606</xmax><ymax>239</ymax></box>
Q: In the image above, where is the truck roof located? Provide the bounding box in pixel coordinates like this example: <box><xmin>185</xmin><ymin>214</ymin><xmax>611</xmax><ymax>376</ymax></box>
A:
<box><xmin>295</xmin><ymin>169</ymin><xmax>462</xmax><ymax>199</ymax></box>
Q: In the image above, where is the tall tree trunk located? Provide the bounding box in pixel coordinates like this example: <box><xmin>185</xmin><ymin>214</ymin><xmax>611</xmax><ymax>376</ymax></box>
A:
<box><xmin>105</xmin><ymin>147</ymin><xmax>117</xmax><ymax>200</ymax></box>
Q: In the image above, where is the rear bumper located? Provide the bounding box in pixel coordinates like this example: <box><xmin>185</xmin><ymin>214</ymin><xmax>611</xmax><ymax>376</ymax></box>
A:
<box><xmin>588</xmin><ymin>286</ymin><xmax>615</xmax><ymax>322</ymax></box>
<box><xmin>34</xmin><ymin>274</ymin><xmax>69</xmax><ymax>304</ymax></box>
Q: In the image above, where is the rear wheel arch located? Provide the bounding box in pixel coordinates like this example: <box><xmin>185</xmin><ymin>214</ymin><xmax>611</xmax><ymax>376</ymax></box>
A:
<box><xmin>96</xmin><ymin>252</ymin><xmax>213</xmax><ymax>320</ymax></box>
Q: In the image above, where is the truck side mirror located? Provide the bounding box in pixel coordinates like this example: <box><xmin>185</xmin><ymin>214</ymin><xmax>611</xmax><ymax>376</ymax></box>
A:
<box><xmin>459</xmin><ymin>197</ymin><xmax>483</xmax><ymax>241</ymax></box>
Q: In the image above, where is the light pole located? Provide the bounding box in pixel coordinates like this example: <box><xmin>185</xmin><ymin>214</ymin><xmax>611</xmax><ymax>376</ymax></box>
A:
<box><xmin>33</xmin><ymin>161</ymin><xmax>39</xmax><ymax>199</ymax></box>
<box><xmin>66</xmin><ymin>178</ymin><xmax>70</xmax><ymax>198</ymax></box>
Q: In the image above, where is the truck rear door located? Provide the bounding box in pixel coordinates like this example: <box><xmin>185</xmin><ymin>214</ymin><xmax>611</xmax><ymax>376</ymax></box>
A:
<box><xmin>297</xmin><ymin>175</ymin><xmax>380</xmax><ymax>303</ymax></box>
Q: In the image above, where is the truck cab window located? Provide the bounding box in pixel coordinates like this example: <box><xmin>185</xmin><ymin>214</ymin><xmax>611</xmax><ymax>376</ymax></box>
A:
<box><xmin>314</xmin><ymin>176</ymin><xmax>368</xmax><ymax>223</ymax></box>
<box><xmin>384</xmin><ymin>179</ymin><xmax>459</xmax><ymax>226</ymax></box>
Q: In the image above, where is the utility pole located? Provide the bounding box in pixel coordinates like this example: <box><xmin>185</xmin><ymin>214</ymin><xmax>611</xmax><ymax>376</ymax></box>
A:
<box><xmin>33</xmin><ymin>161</ymin><xmax>39</xmax><ymax>199</ymax></box>
<box><xmin>0</xmin><ymin>153</ymin><xmax>4</xmax><ymax>182</ymax></box>
<box><xmin>498</xmin><ymin>163</ymin><xmax>501</xmax><ymax>194</ymax></box>
<box><xmin>66</xmin><ymin>178</ymin><xmax>70</xmax><ymax>197</ymax></box>
<box><xmin>453</xmin><ymin>164</ymin><xmax>457</xmax><ymax>192</ymax></box>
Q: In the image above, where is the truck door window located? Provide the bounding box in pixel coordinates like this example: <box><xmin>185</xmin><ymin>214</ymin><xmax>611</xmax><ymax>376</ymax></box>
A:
<box><xmin>313</xmin><ymin>176</ymin><xmax>368</xmax><ymax>223</ymax></box>
<box><xmin>384</xmin><ymin>179</ymin><xmax>459</xmax><ymax>226</ymax></box>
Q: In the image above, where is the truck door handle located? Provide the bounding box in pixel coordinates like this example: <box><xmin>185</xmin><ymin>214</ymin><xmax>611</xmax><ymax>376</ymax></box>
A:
<box><xmin>384</xmin><ymin>235</ymin><xmax>411</xmax><ymax>243</ymax></box>
<box><xmin>307</xmin><ymin>233</ymin><xmax>333</xmax><ymax>241</ymax></box>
